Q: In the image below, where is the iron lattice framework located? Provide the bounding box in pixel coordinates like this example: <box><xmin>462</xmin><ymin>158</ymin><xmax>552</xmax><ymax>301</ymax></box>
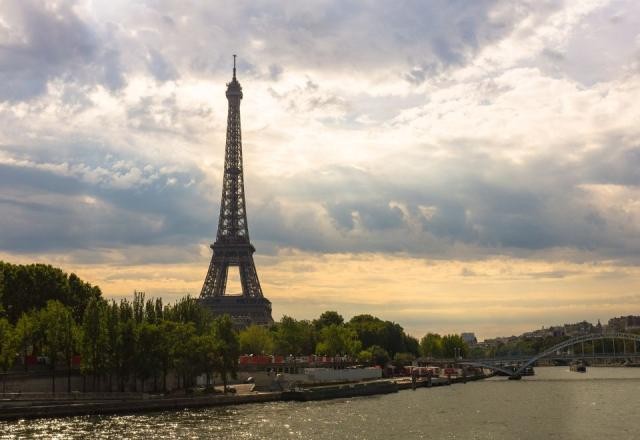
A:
<box><xmin>201</xmin><ymin>57</ymin><xmax>265</xmax><ymax>300</ymax></box>
<box><xmin>461</xmin><ymin>332</ymin><xmax>640</xmax><ymax>377</ymax></box>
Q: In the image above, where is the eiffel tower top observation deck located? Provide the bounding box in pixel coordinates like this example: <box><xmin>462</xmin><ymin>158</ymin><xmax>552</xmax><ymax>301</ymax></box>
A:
<box><xmin>199</xmin><ymin>56</ymin><xmax>273</xmax><ymax>325</ymax></box>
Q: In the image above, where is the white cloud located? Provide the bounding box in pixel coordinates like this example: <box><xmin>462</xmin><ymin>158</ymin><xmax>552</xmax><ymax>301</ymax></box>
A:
<box><xmin>0</xmin><ymin>0</ymin><xmax>638</xmax><ymax>299</ymax></box>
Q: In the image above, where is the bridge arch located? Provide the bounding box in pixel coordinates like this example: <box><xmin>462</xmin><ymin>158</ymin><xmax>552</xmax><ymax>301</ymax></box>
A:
<box><xmin>514</xmin><ymin>332</ymin><xmax>640</xmax><ymax>375</ymax></box>
<box><xmin>462</xmin><ymin>333</ymin><xmax>640</xmax><ymax>377</ymax></box>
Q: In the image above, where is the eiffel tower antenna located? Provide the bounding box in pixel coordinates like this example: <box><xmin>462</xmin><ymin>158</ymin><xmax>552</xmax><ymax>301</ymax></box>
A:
<box><xmin>199</xmin><ymin>56</ymin><xmax>273</xmax><ymax>326</ymax></box>
<box><xmin>233</xmin><ymin>54</ymin><xmax>236</xmax><ymax>79</ymax></box>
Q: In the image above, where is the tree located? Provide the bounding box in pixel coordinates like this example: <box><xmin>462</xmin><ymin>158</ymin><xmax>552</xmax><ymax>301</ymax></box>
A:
<box><xmin>14</xmin><ymin>312</ymin><xmax>37</xmax><ymax>372</ymax></box>
<box><xmin>168</xmin><ymin>322</ymin><xmax>198</xmax><ymax>389</ymax></box>
<box><xmin>104</xmin><ymin>301</ymin><xmax>121</xmax><ymax>391</ymax></box>
<box><xmin>135</xmin><ymin>322</ymin><xmax>162</xmax><ymax>392</ymax></box>
<box><xmin>314</xmin><ymin>311</ymin><xmax>344</xmax><ymax>329</ymax></box>
<box><xmin>273</xmin><ymin>316</ymin><xmax>316</xmax><ymax>356</ymax></box>
<box><xmin>420</xmin><ymin>333</ymin><xmax>443</xmax><ymax>358</ymax></box>
<box><xmin>194</xmin><ymin>333</ymin><xmax>220</xmax><ymax>389</ymax></box>
<box><xmin>0</xmin><ymin>318</ymin><xmax>17</xmax><ymax>393</ymax></box>
<box><xmin>441</xmin><ymin>334</ymin><xmax>468</xmax><ymax>358</ymax></box>
<box><xmin>348</xmin><ymin>315</ymin><xmax>413</xmax><ymax>357</ymax></box>
<box><xmin>163</xmin><ymin>296</ymin><xmax>212</xmax><ymax>333</ymax></box>
<box><xmin>211</xmin><ymin>315</ymin><xmax>239</xmax><ymax>393</ymax></box>
<box><xmin>60</xmin><ymin>307</ymin><xmax>78</xmax><ymax>392</ymax></box>
<box><xmin>349</xmin><ymin>314</ymin><xmax>386</xmax><ymax>349</ymax></box>
<box><xmin>239</xmin><ymin>325</ymin><xmax>274</xmax><ymax>355</ymax></box>
<box><xmin>133</xmin><ymin>291</ymin><xmax>145</xmax><ymax>324</ymax></box>
<box><xmin>0</xmin><ymin>262</ymin><xmax>101</xmax><ymax>324</ymax></box>
<box><xmin>67</xmin><ymin>273</ymin><xmax>101</xmax><ymax>323</ymax></box>
<box><xmin>315</xmin><ymin>324</ymin><xmax>362</xmax><ymax>357</ymax></box>
<box><xmin>39</xmin><ymin>301</ymin><xmax>73</xmax><ymax>393</ymax></box>
<box><xmin>367</xmin><ymin>345</ymin><xmax>390</xmax><ymax>366</ymax></box>
<box><xmin>404</xmin><ymin>335</ymin><xmax>420</xmax><ymax>356</ymax></box>
<box><xmin>357</xmin><ymin>349</ymin><xmax>373</xmax><ymax>363</ymax></box>
<box><xmin>157</xmin><ymin>321</ymin><xmax>177</xmax><ymax>392</ymax></box>
<box><xmin>80</xmin><ymin>297</ymin><xmax>108</xmax><ymax>390</ymax></box>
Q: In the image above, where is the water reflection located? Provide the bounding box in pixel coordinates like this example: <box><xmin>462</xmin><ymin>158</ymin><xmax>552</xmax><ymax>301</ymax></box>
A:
<box><xmin>3</xmin><ymin>367</ymin><xmax>640</xmax><ymax>440</ymax></box>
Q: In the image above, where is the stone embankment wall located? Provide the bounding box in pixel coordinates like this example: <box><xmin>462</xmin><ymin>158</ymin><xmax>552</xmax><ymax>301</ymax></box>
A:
<box><xmin>304</xmin><ymin>367</ymin><xmax>381</xmax><ymax>382</ymax></box>
<box><xmin>1</xmin><ymin>371</ymin><xmax>180</xmax><ymax>394</ymax></box>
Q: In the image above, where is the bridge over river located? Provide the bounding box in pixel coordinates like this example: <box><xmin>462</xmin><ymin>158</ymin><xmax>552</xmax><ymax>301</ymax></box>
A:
<box><xmin>461</xmin><ymin>332</ymin><xmax>640</xmax><ymax>377</ymax></box>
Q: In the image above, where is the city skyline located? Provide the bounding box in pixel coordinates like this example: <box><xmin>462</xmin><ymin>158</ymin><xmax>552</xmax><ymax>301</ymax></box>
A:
<box><xmin>1</xmin><ymin>1</ymin><xmax>639</xmax><ymax>339</ymax></box>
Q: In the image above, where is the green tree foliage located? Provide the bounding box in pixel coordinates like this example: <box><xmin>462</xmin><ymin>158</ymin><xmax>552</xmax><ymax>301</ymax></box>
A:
<box><xmin>419</xmin><ymin>333</ymin><xmax>443</xmax><ymax>358</ymax></box>
<box><xmin>211</xmin><ymin>315</ymin><xmax>240</xmax><ymax>393</ymax></box>
<box><xmin>14</xmin><ymin>312</ymin><xmax>38</xmax><ymax>372</ymax></box>
<box><xmin>67</xmin><ymin>273</ymin><xmax>102</xmax><ymax>323</ymax></box>
<box><xmin>238</xmin><ymin>325</ymin><xmax>274</xmax><ymax>355</ymax></box>
<box><xmin>0</xmin><ymin>269</ymin><xmax>5</xmax><ymax>318</ymax></box>
<box><xmin>315</xmin><ymin>324</ymin><xmax>362</xmax><ymax>357</ymax></box>
<box><xmin>348</xmin><ymin>314</ymin><xmax>417</xmax><ymax>357</ymax></box>
<box><xmin>273</xmin><ymin>316</ymin><xmax>315</xmax><ymax>356</ymax></box>
<box><xmin>419</xmin><ymin>333</ymin><xmax>468</xmax><ymax>359</ymax></box>
<box><xmin>0</xmin><ymin>262</ymin><xmax>101</xmax><ymax>323</ymax></box>
<box><xmin>0</xmin><ymin>318</ymin><xmax>17</xmax><ymax>393</ymax></box>
<box><xmin>163</xmin><ymin>296</ymin><xmax>212</xmax><ymax>332</ymax></box>
<box><xmin>313</xmin><ymin>311</ymin><xmax>344</xmax><ymax>329</ymax></box>
<box><xmin>39</xmin><ymin>300</ymin><xmax>75</xmax><ymax>393</ymax></box>
<box><xmin>169</xmin><ymin>321</ymin><xmax>199</xmax><ymax>389</ymax></box>
<box><xmin>441</xmin><ymin>334</ymin><xmax>468</xmax><ymax>358</ymax></box>
<box><xmin>80</xmin><ymin>297</ymin><xmax>108</xmax><ymax>390</ymax></box>
<box><xmin>362</xmin><ymin>345</ymin><xmax>390</xmax><ymax>366</ymax></box>
<box><xmin>4</xmin><ymin>266</ymin><xmax>480</xmax><ymax>394</ymax></box>
<box><xmin>135</xmin><ymin>322</ymin><xmax>163</xmax><ymax>391</ymax></box>
<box><xmin>195</xmin><ymin>333</ymin><xmax>220</xmax><ymax>389</ymax></box>
<box><xmin>357</xmin><ymin>349</ymin><xmax>373</xmax><ymax>363</ymax></box>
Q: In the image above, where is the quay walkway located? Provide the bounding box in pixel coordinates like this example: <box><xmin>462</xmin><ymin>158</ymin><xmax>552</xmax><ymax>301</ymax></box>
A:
<box><xmin>0</xmin><ymin>373</ymin><xmax>489</xmax><ymax>421</ymax></box>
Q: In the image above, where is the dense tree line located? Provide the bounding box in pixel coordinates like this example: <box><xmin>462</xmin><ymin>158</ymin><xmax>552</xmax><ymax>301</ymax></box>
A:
<box><xmin>0</xmin><ymin>261</ymin><xmax>101</xmax><ymax>323</ymax></box>
<box><xmin>0</xmin><ymin>262</ymin><xmax>476</xmax><ymax>394</ymax></box>
<box><xmin>238</xmin><ymin>310</ymin><xmax>428</xmax><ymax>366</ymax></box>
<box><xmin>0</xmin><ymin>292</ymin><xmax>239</xmax><ymax>394</ymax></box>
<box><xmin>419</xmin><ymin>333</ymin><xmax>468</xmax><ymax>358</ymax></box>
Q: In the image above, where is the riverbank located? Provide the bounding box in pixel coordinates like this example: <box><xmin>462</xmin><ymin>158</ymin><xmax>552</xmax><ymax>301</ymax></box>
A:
<box><xmin>0</xmin><ymin>391</ymin><xmax>282</xmax><ymax>421</ymax></box>
<box><xmin>0</xmin><ymin>374</ymin><xmax>490</xmax><ymax>421</ymax></box>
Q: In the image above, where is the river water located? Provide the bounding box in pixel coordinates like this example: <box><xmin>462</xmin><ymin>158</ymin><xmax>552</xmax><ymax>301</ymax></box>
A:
<box><xmin>2</xmin><ymin>367</ymin><xmax>640</xmax><ymax>439</ymax></box>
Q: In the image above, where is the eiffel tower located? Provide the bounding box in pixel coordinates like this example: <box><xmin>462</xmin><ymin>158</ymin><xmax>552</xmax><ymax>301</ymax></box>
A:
<box><xmin>199</xmin><ymin>56</ymin><xmax>274</xmax><ymax>326</ymax></box>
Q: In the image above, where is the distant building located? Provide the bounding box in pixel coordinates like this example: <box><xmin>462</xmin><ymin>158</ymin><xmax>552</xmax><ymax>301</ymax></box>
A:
<box><xmin>522</xmin><ymin>327</ymin><xmax>550</xmax><ymax>339</ymax></box>
<box><xmin>563</xmin><ymin>320</ymin><xmax>594</xmax><ymax>336</ymax></box>
<box><xmin>461</xmin><ymin>332</ymin><xmax>477</xmax><ymax>346</ymax></box>
<box><xmin>608</xmin><ymin>316</ymin><xmax>640</xmax><ymax>332</ymax></box>
<box><xmin>595</xmin><ymin>319</ymin><xmax>604</xmax><ymax>334</ymax></box>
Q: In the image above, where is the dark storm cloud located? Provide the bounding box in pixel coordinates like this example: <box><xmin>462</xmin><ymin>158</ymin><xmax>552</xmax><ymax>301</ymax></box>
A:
<box><xmin>0</xmin><ymin>150</ymin><xmax>214</xmax><ymax>256</ymax></box>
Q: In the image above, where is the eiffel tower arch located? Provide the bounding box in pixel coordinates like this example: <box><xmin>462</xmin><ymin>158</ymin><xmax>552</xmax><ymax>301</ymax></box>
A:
<box><xmin>199</xmin><ymin>56</ymin><xmax>274</xmax><ymax>326</ymax></box>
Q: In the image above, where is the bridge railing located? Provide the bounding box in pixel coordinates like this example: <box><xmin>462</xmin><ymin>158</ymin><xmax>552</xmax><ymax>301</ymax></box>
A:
<box><xmin>515</xmin><ymin>332</ymin><xmax>640</xmax><ymax>374</ymax></box>
<box><xmin>464</xmin><ymin>333</ymin><xmax>640</xmax><ymax>377</ymax></box>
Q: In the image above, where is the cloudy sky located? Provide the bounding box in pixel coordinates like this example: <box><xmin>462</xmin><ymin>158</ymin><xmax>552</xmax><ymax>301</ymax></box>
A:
<box><xmin>1</xmin><ymin>0</ymin><xmax>639</xmax><ymax>339</ymax></box>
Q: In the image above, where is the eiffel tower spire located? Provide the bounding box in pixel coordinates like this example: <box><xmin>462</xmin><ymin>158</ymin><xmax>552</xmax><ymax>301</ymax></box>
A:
<box><xmin>199</xmin><ymin>57</ymin><xmax>273</xmax><ymax>325</ymax></box>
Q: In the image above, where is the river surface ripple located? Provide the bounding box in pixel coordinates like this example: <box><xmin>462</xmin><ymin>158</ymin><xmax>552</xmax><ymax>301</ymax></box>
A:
<box><xmin>2</xmin><ymin>367</ymin><xmax>640</xmax><ymax>439</ymax></box>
